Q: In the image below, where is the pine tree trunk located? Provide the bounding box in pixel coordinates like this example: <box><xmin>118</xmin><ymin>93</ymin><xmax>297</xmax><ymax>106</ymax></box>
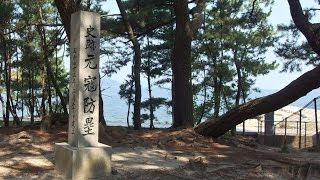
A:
<box><xmin>146</xmin><ymin>37</ymin><xmax>155</xmax><ymax>129</ymax></box>
<box><xmin>4</xmin><ymin>35</ymin><xmax>21</xmax><ymax>126</ymax></box>
<box><xmin>0</xmin><ymin>96</ymin><xmax>6</xmax><ymax>125</ymax></box>
<box><xmin>147</xmin><ymin>57</ymin><xmax>154</xmax><ymax>129</ymax></box>
<box><xmin>231</xmin><ymin>50</ymin><xmax>241</xmax><ymax>136</ymax></box>
<box><xmin>99</xmin><ymin>93</ymin><xmax>107</xmax><ymax>128</ymax></box>
<box><xmin>54</xmin><ymin>0</ymin><xmax>75</xmax><ymax>40</ymax></box>
<box><xmin>116</xmin><ymin>0</ymin><xmax>141</xmax><ymax>130</ymax></box>
<box><xmin>9</xmin><ymin>95</ymin><xmax>21</xmax><ymax>126</ymax></box>
<box><xmin>194</xmin><ymin>65</ymin><xmax>320</xmax><ymax>137</ymax></box>
<box><xmin>171</xmin><ymin>0</ymin><xmax>206</xmax><ymax>127</ymax></box>
<box><xmin>4</xmin><ymin>41</ymin><xmax>10</xmax><ymax>127</ymax></box>
<box><xmin>196</xmin><ymin>65</ymin><xmax>207</xmax><ymax>125</ymax></box>
<box><xmin>36</xmin><ymin>9</ymin><xmax>68</xmax><ymax>115</ymax></box>
<box><xmin>21</xmin><ymin>70</ymin><xmax>24</xmax><ymax>120</ymax></box>
<box><xmin>41</xmin><ymin>64</ymin><xmax>48</xmax><ymax>118</ymax></box>
<box><xmin>171</xmin><ymin>1</ymin><xmax>193</xmax><ymax>128</ymax></box>
<box><xmin>14</xmin><ymin>51</ymin><xmax>21</xmax><ymax>126</ymax></box>
<box><xmin>194</xmin><ymin>0</ymin><xmax>320</xmax><ymax>138</ymax></box>
<box><xmin>213</xmin><ymin>76</ymin><xmax>221</xmax><ymax>118</ymax></box>
<box><xmin>99</xmin><ymin>84</ymin><xmax>107</xmax><ymax>128</ymax></box>
<box><xmin>133</xmin><ymin>47</ymin><xmax>142</xmax><ymax>130</ymax></box>
<box><xmin>126</xmin><ymin>76</ymin><xmax>133</xmax><ymax>128</ymax></box>
<box><xmin>47</xmin><ymin>75</ymin><xmax>53</xmax><ymax>114</ymax></box>
<box><xmin>30</xmin><ymin>68</ymin><xmax>35</xmax><ymax>125</ymax></box>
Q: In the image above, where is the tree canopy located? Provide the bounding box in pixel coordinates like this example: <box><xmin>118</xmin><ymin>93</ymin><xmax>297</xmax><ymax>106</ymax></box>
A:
<box><xmin>1</xmin><ymin>0</ymin><xmax>319</xmax><ymax>137</ymax></box>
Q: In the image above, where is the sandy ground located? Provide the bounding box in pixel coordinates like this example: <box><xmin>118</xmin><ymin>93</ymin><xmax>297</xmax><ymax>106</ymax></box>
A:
<box><xmin>0</xmin><ymin>125</ymin><xmax>320</xmax><ymax>179</ymax></box>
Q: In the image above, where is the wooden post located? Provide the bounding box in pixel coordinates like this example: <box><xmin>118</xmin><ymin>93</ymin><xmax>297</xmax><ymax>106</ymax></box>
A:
<box><xmin>284</xmin><ymin>118</ymin><xmax>287</xmax><ymax>147</ymax></box>
<box><xmin>315</xmin><ymin>98</ymin><xmax>319</xmax><ymax>145</ymax></box>
<box><xmin>304</xmin><ymin>122</ymin><xmax>307</xmax><ymax>148</ymax></box>
<box><xmin>299</xmin><ymin>110</ymin><xmax>302</xmax><ymax>149</ymax></box>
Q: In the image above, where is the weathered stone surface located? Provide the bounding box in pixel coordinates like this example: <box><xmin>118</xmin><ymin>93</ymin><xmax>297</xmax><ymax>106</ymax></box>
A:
<box><xmin>55</xmin><ymin>142</ymin><xmax>112</xmax><ymax>180</ymax></box>
<box><xmin>55</xmin><ymin>11</ymin><xmax>112</xmax><ymax>180</ymax></box>
<box><xmin>68</xmin><ymin>11</ymin><xmax>100</xmax><ymax>147</ymax></box>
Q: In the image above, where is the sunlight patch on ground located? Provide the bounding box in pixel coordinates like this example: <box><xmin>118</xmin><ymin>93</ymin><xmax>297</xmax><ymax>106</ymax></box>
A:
<box><xmin>112</xmin><ymin>147</ymin><xmax>190</xmax><ymax>170</ymax></box>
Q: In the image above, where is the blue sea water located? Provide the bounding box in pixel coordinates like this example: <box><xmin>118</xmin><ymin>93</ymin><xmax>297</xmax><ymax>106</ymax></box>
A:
<box><xmin>101</xmin><ymin>78</ymin><xmax>172</xmax><ymax>128</ymax></box>
<box><xmin>0</xmin><ymin>77</ymin><xmax>319</xmax><ymax>128</ymax></box>
<box><xmin>102</xmin><ymin>78</ymin><xmax>320</xmax><ymax>128</ymax></box>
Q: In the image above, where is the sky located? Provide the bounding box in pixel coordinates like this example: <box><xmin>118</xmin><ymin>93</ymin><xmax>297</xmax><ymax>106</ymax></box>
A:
<box><xmin>99</xmin><ymin>0</ymin><xmax>318</xmax><ymax>91</ymax></box>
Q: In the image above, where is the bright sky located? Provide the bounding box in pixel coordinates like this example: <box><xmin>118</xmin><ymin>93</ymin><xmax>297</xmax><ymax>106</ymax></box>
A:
<box><xmin>100</xmin><ymin>0</ymin><xmax>318</xmax><ymax>90</ymax></box>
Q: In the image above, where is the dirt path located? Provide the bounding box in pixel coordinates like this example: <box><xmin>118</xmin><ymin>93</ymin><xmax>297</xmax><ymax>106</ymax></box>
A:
<box><xmin>0</xmin><ymin>126</ymin><xmax>320</xmax><ymax>179</ymax></box>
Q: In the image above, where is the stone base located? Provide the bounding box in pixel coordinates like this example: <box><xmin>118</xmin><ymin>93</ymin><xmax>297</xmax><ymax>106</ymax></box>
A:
<box><xmin>55</xmin><ymin>142</ymin><xmax>112</xmax><ymax>180</ymax></box>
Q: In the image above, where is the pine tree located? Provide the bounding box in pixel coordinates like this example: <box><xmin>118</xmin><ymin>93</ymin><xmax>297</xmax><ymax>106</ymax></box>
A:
<box><xmin>192</xmin><ymin>0</ymin><xmax>277</xmax><ymax>128</ymax></box>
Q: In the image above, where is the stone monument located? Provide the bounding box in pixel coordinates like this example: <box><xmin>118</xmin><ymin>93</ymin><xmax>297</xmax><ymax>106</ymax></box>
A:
<box><xmin>55</xmin><ymin>11</ymin><xmax>112</xmax><ymax>180</ymax></box>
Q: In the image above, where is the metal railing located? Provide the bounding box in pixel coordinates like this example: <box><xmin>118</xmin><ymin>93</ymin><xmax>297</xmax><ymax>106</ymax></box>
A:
<box><xmin>239</xmin><ymin>96</ymin><xmax>320</xmax><ymax>149</ymax></box>
<box><xmin>272</xmin><ymin>96</ymin><xmax>320</xmax><ymax>148</ymax></box>
<box><xmin>274</xmin><ymin>96</ymin><xmax>320</xmax><ymax>149</ymax></box>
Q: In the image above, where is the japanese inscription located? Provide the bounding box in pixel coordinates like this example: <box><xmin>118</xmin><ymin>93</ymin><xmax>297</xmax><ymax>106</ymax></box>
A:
<box><xmin>82</xmin><ymin>24</ymin><xmax>98</xmax><ymax>136</ymax></box>
<box><xmin>68</xmin><ymin>11</ymin><xmax>100</xmax><ymax>147</ymax></box>
<box><xmin>83</xmin><ymin>117</ymin><xmax>95</xmax><ymax>136</ymax></box>
<box><xmin>70</xmin><ymin>48</ymin><xmax>77</xmax><ymax>134</ymax></box>
<box><xmin>84</xmin><ymin>76</ymin><xmax>97</xmax><ymax>92</ymax></box>
<box><xmin>85</xmin><ymin>54</ymin><xmax>98</xmax><ymax>69</ymax></box>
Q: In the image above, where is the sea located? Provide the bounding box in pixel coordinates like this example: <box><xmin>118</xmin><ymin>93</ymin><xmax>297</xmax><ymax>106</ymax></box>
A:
<box><xmin>0</xmin><ymin>77</ymin><xmax>319</xmax><ymax>128</ymax></box>
<box><xmin>101</xmin><ymin>78</ymin><xmax>172</xmax><ymax>128</ymax></box>
<box><xmin>101</xmin><ymin>78</ymin><xmax>320</xmax><ymax>128</ymax></box>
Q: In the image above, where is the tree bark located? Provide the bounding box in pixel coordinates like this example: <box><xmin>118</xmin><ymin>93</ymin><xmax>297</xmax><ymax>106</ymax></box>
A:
<box><xmin>9</xmin><ymin>94</ymin><xmax>21</xmax><ymax>126</ymax></box>
<box><xmin>194</xmin><ymin>0</ymin><xmax>320</xmax><ymax>137</ymax></box>
<box><xmin>194</xmin><ymin>65</ymin><xmax>320</xmax><ymax>137</ymax></box>
<box><xmin>213</xmin><ymin>73</ymin><xmax>222</xmax><ymax>118</ymax></box>
<box><xmin>47</xmin><ymin>72</ymin><xmax>53</xmax><ymax>114</ymax></box>
<box><xmin>231</xmin><ymin>49</ymin><xmax>242</xmax><ymax>135</ymax></box>
<box><xmin>171</xmin><ymin>0</ymin><xmax>206</xmax><ymax>127</ymax></box>
<box><xmin>116</xmin><ymin>0</ymin><xmax>142</xmax><ymax>130</ymax></box>
<box><xmin>196</xmin><ymin>64</ymin><xmax>207</xmax><ymax>125</ymax></box>
<box><xmin>40</xmin><ymin>60</ymin><xmax>48</xmax><ymax>118</ymax></box>
<box><xmin>147</xmin><ymin>38</ymin><xmax>155</xmax><ymax>129</ymax></box>
<box><xmin>53</xmin><ymin>0</ymin><xmax>76</xmax><ymax>41</ymax></box>
<box><xmin>99</xmin><ymin>87</ymin><xmax>107</xmax><ymax>128</ymax></box>
<box><xmin>29</xmin><ymin>67</ymin><xmax>35</xmax><ymax>125</ymax></box>
<box><xmin>171</xmin><ymin>1</ymin><xmax>193</xmax><ymax>127</ymax></box>
<box><xmin>288</xmin><ymin>0</ymin><xmax>320</xmax><ymax>55</ymax></box>
<box><xmin>3</xmin><ymin>39</ymin><xmax>10</xmax><ymax>127</ymax></box>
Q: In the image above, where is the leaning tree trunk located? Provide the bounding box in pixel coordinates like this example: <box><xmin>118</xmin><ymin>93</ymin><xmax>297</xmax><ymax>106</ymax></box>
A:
<box><xmin>194</xmin><ymin>0</ymin><xmax>320</xmax><ymax>138</ymax></box>
<box><xmin>194</xmin><ymin>65</ymin><xmax>320</xmax><ymax>137</ymax></box>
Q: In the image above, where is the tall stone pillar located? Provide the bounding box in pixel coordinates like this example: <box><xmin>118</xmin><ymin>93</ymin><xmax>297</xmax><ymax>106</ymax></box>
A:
<box><xmin>265</xmin><ymin>112</ymin><xmax>274</xmax><ymax>135</ymax></box>
<box><xmin>68</xmin><ymin>10</ymin><xmax>100</xmax><ymax>147</ymax></box>
<box><xmin>55</xmin><ymin>11</ymin><xmax>112</xmax><ymax>180</ymax></box>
